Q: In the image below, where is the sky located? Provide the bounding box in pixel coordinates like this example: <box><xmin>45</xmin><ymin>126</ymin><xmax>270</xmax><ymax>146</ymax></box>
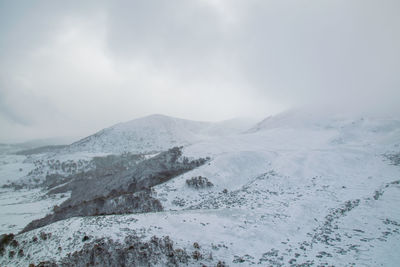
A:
<box><xmin>0</xmin><ymin>0</ymin><xmax>399</xmax><ymax>143</ymax></box>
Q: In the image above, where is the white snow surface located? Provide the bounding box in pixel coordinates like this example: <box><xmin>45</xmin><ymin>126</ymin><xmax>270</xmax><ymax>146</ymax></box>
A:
<box><xmin>0</xmin><ymin>189</ymin><xmax>69</xmax><ymax>235</ymax></box>
<box><xmin>65</xmin><ymin>114</ymin><xmax>256</xmax><ymax>154</ymax></box>
<box><xmin>1</xmin><ymin>110</ymin><xmax>400</xmax><ymax>266</ymax></box>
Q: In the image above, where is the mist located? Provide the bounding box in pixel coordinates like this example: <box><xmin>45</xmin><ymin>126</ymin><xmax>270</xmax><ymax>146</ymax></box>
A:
<box><xmin>1</xmin><ymin>0</ymin><xmax>399</xmax><ymax>142</ymax></box>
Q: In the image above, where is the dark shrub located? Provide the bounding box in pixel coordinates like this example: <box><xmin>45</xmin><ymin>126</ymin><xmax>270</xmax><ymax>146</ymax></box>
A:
<box><xmin>0</xmin><ymin>233</ymin><xmax>15</xmax><ymax>256</ymax></box>
<box><xmin>186</xmin><ymin>176</ymin><xmax>214</xmax><ymax>189</ymax></box>
<box><xmin>9</xmin><ymin>250</ymin><xmax>15</xmax><ymax>258</ymax></box>
<box><xmin>193</xmin><ymin>242</ymin><xmax>200</xmax><ymax>249</ymax></box>
<box><xmin>10</xmin><ymin>239</ymin><xmax>19</xmax><ymax>247</ymax></box>
<box><xmin>192</xmin><ymin>250</ymin><xmax>202</xmax><ymax>260</ymax></box>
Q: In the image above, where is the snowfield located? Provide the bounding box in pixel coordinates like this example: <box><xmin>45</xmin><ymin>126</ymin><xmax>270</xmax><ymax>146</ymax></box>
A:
<box><xmin>65</xmin><ymin>114</ymin><xmax>256</xmax><ymax>154</ymax></box>
<box><xmin>1</xmin><ymin>110</ymin><xmax>400</xmax><ymax>266</ymax></box>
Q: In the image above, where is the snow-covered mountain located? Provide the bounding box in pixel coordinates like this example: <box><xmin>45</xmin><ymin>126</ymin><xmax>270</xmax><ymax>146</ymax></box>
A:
<box><xmin>1</xmin><ymin>109</ymin><xmax>400</xmax><ymax>266</ymax></box>
<box><xmin>65</xmin><ymin>114</ymin><xmax>255</xmax><ymax>154</ymax></box>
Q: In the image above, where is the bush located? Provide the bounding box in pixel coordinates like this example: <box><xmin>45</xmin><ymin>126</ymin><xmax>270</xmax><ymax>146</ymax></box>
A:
<box><xmin>40</xmin><ymin>232</ymin><xmax>51</xmax><ymax>240</ymax></box>
<box><xmin>0</xmin><ymin>233</ymin><xmax>14</xmax><ymax>246</ymax></box>
<box><xmin>192</xmin><ymin>250</ymin><xmax>202</xmax><ymax>260</ymax></box>
<box><xmin>186</xmin><ymin>176</ymin><xmax>214</xmax><ymax>189</ymax></box>
<box><xmin>10</xmin><ymin>239</ymin><xmax>19</xmax><ymax>248</ymax></box>
<box><xmin>193</xmin><ymin>242</ymin><xmax>200</xmax><ymax>249</ymax></box>
<box><xmin>9</xmin><ymin>250</ymin><xmax>15</xmax><ymax>258</ymax></box>
<box><xmin>0</xmin><ymin>233</ymin><xmax>15</xmax><ymax>256</ymax></box>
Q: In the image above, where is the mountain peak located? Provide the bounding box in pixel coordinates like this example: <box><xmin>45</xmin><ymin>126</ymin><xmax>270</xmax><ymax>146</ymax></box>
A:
<box><xmin>143</xmin><ymin>114</ymin><xmax>175</xmax><ymax>120</ymax></box>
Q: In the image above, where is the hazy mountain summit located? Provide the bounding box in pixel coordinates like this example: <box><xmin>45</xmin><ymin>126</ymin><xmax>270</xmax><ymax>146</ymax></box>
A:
<box><xmin>65</xmin><ymin>114</ymin><xmax>255</xmax><ymax>154</ymax></box>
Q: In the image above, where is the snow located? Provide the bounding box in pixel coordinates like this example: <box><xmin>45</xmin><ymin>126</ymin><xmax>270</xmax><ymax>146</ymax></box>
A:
<box><xmin>65</xmin><ymin>114</ymin><xmax>255</xmax><ymax>154</ymax></box>
<box><xmin>0</xmin><ymin>154</ymin><xmax>35</xmax><ymax>186</ymax></box>
<box><xmin>1</xmin><ymin>110</ymin><xmax>400</xmax><ymax>266</ymax></box>
<box><xmin>0</xmin><ymin>188</ymin><xmax>70</xmax><ymax>235</ymax></box>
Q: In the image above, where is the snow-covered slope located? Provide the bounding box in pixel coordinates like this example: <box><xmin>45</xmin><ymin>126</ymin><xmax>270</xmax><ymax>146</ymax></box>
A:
<box><xmin>65</xmin><ymin>114</ymin><xmax>254</xmax><ymax>154</ymax></box>
<box><xmin>1</xmin><ymin>109</ymin><xmax>400</xmax><ymax>266</ymax></box>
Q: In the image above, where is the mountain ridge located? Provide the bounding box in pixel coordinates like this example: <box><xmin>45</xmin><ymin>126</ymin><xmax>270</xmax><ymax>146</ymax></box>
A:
<box><xmin>64</xmin><ymin>114</ymin><xmax>255</xmax><ymax>154</ymax></box>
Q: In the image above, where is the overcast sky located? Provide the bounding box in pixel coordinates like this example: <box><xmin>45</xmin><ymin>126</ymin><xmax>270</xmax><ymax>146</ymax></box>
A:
<box><xmin>1</xmin><ymin>0</ymin><xmax>399</xmax><ymax>143</ymax></box>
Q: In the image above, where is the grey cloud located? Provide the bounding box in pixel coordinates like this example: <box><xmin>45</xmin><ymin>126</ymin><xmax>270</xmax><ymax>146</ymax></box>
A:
<box><xmin>103</xmin><ymin>0</ymin><xmax>400</xmax><ymax>111</ymax></box>
<box><xmin>0</xmin><ymin>95</ymin><xmax>31</xmax><ymax>126</ymax></box>
<box><xmin>0</xmin><ymin>0</ymin><xmax>399</xmax><ymax>142</ymax></box>
<box><xmin>104</xmin><ymin>0</ymin><xmax>238</xmax><ymax>86</ymax></box>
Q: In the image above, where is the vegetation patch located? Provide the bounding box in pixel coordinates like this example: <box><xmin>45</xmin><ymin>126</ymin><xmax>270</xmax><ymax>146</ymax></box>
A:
<box><xmin>186</xmin><ymin>176</ymin><xmax>214</xmax><ymax>189</ymax></box>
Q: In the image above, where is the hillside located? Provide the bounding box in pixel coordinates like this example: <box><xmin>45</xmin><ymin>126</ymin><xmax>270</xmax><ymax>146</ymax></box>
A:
<box><xmin>65</xmin><ymin>114</ymin><xmax>254</xmax><ymax>154</ymax></box>
<box><xmin>1</xmin><ymin>110</ymin><xmax>400</xmax><ymax>266</ymax></box>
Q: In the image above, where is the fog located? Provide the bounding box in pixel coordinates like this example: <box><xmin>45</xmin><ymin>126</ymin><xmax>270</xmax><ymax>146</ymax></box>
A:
<box><xmin>1</xmin><ymin>0</ymin><xmax>399</xmax><ymax>142</ymax></box>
